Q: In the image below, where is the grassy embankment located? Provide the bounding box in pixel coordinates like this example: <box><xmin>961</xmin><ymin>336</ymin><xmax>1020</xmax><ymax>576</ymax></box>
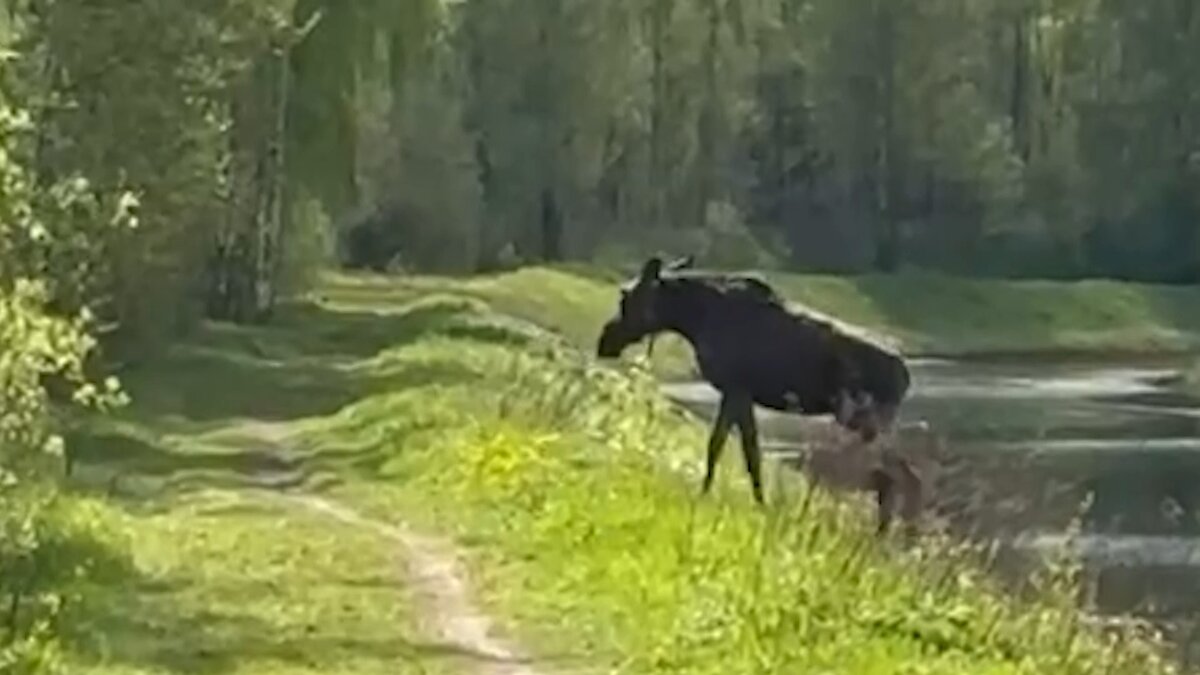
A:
<box><xmin>60</xmin><ymin>267</ymin><xmax>1200</xmax><ymax>674</ymax></box>
<box><xmin>325</xmin><ymin>265</ymin><xmax>1200</xmax><ymax>375</ymax></box>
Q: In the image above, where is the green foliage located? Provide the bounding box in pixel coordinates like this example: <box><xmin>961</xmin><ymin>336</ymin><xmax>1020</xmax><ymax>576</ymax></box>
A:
<box><xmin>0</xmin><ymin>90</ymin><xmax>124</xmax><ymax>477</ymax></box>
<box><xmin>321</xmin><ymin>0</ymin><xmax>1200</xmax><ymax>280</ymax></box>
<box><xmin>279</xmin><ymin>192</ymin><xmax>334</xmax><ymax>296</ymax></box>
<box><xmin>359</xmin><ymin>42</ymin><xmax>483</xmax><ymax>273</ymax></box>
<box><xmin>0</xmin><ymin>76</ymin><xmax>130</xmax><ymax>675</ymax></box>
<box><xmin>288</xmin><ymin>0</ymin><xmax>442</xmax><ymax>215</ymax></box>
<box><xmin>0</xmin><ymin>491</ymin><xmax>130</xmax><ymax>675</ymax></box>
<box><xmin>5</xmin><ymin>0</ymin><xmax>381</xmax><ymax>339</ymax></box>
<box><xmin>0</xmin><ymin>281</ymin><xmax>98</xmax><ymax>474</ymax></box>
<box><xmin>0</xmin><ymin>104</ymin><xmax>135</xmax><ymax>319</ymax></box>
<box><xmin>10</xmin><ymin>0</ymin><xmax>273</xmax><ymax>343</ymax></box>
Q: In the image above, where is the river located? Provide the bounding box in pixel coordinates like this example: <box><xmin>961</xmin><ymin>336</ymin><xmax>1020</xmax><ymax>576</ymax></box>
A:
<box><xmin>663</xmin><ymin>356</ymin><xmax>1200</xmax><ymax>623</ymax></box>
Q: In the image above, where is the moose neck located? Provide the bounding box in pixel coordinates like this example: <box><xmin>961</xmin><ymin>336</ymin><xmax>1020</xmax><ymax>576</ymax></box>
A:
<box><xmin>654</xmin><ymin>279</ymin><xmax>721</xmax><ymax>351</ymax></box>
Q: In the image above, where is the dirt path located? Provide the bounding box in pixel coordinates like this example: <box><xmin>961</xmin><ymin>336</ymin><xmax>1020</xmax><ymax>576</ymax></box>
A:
<box><xmin>228</xmin><ymin>420</ymin><xmax>546</xmax><ymax>675</ymax></box>
<box><xmin>289</xmin><ymin>495</ymin><xmax>543</xmax><ymax>675</ymax></box>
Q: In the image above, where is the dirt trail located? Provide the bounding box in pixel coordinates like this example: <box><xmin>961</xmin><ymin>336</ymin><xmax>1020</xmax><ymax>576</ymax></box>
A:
<box><xmin>290</xmin><ymin>495</ymin><xmax>543</xmax><ymax>675</ymax></box>
<box><xmin>228</xmin><ymin>420</ymin><xmax>546</xmax><ymax>675</ymax></box>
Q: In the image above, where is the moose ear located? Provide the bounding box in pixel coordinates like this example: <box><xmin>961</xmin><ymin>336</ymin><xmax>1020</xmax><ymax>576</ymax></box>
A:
<box><xmin>666</xmin><ymin>255</ymin><xmax>695</xmax><ymax>272</ymax></box>
<box><xmin>639</xmin><ymin>257</ymin><xmax>664</xmax><ymax>282</ymax></box>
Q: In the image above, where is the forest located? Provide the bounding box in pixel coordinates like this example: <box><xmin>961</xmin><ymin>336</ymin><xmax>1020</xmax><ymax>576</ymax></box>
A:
<box><xmin>343</xmin><ymin>0</ymin><xmax>1200</xmax><ymax>283</ymax></box>
<box><xmin>2</xmin><ymin>0</ymin><xmax>1197</xmax><ymax>354</ymax></box>
<box><xmin>0</xmin><ymin>0</ymin><xmax>1199</xmax><ymax>672</ymax></box>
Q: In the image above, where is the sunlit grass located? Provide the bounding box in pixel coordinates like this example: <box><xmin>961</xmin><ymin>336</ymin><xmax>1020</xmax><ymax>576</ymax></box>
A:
<box><xmin>302</xmin><ymin>332</ymin><xmax>1175</xmax><ymax>674</ymax></box>
<box><xmin>62</xmin><ymin>488</ymin><xmax>443</xmax><ymax>675</ymax></box>
<box><xmin>321</xmin><ymin>266</ymin><xmax>1200</xmax><ymax>374</ymax></box>
<box><xmin>767</xmin><ymin>271</ymin><xmax>1200</xmax><ymax>356</ymax></box>
<box><xmin>306</xmin><ymin>274</ymin><xmax>1179</xmax><ymax>673</ymax></box>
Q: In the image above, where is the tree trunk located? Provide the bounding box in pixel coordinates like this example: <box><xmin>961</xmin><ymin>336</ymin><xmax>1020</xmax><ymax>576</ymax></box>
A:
<box><xmin>873</xmin><ymin>0</ymin><xmax>900</xmax><ymax>273</ymax></box>
<box><xmin>540</xmin><ymin>187</ymin><xmax>563</xmax><ymax>261</ymax></box>
<box><xmin>207</xmin><ymin>45</ymin><xmax>291</xmax><ymax>323</ymax></box>
<box><xmin>649</xmin><ymin>0</ymin><xmax>673</xmax><ymax>228</ymax></box>
<box><xmin>694</xmin><ymin>0</ymin><xmax>721</xmax><ymax>230</ymax></box>
<box><xmin>473</xmin><ymin>137</ymin><xmax>496</xmax><ymax>271</ymax></box>
<box><xmin>1010</xmin><ymin>11</ymin><xmax>1031</xmax><ymax>162</ymax></box>
<box><xmin>257</xmin><ymin>47</ymin><xmax>290</xmax><ymax>321</ymax></box>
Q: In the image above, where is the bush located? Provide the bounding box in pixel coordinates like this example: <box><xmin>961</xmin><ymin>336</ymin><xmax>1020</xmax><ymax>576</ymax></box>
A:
<box><xmin>0</xmin><ymin>280</ymin><xmax>125</xmax><ymax>675</ymax></box>
<box><xmin>0</xmin><ymin>93</ymin><xmax>128</xmax><ymax>674</ymax></box>
<box><xmin>281</xmin><ymin>194</ymin><xmax>335</xmax><ymax>296</ymax></box>
<box><xmin>0</xmin><ymin>488</ymin><xmax>130</xmax><ymax>674</ymax></box>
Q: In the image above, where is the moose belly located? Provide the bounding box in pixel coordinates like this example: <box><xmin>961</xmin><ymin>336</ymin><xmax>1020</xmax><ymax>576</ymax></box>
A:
<box><xmin>754</xmin><ymin>389</ymin><xmax>832</xmax><ymax>415</ymax></box>
<box><xmin>698</xmin><ymin>356</ymin><xmax>833</xmax><ymax>414</ymax></box>
<box><xmin>693</xmin><ymin>332</ymin><xmax>836</xmax><ymax>413</ymax></box>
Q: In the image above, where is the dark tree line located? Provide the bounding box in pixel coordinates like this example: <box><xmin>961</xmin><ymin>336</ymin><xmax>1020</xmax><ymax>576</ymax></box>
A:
<box><xmin>3</xmin><ymin>0</ymin><xmax>1199</xmax><ymax>362</ymax></box>
<box><xmin>342</xmin><ymin>0</ymin><xmax>1200</xmax><ymax>284</ymax></box>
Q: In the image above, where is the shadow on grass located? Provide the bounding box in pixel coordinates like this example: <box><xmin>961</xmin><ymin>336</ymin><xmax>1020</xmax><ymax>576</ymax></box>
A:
<box><xmin>68</xmin><ymin>427</ymin><xmax>295</xmax><ymax>480</ymax></box>
<box><xmin>69</xmin><ymin>579</ymin><xmax>545</xmax><ymax>674</ymax></box>
<box><xmin>107</xmin><ymin>295</ymin><xmax>531</xmax><ymax>426</ymax></box>
<box><xmin>56</xmin><ymin>484</ymin><xmax>588</xmax><ymax>675</ymax></box>
<box><xmin>1130</xmin><ymin>283</ymin><xmax>1200</xmax><ymax>347</ymax></box>
<box><xmin>67</xmin><ymin>357</ymin><xmax>482</xmax><ymax>496</ymax></box>
<box><xmin>847</xmin><ymin>272</ymin><xmax>1200</xmax><ymax>356</ymax></box>
<box><xmin>850</xmin><ymin>273</ymin><xmax>1061</xmax><ymax>354</ymax></box>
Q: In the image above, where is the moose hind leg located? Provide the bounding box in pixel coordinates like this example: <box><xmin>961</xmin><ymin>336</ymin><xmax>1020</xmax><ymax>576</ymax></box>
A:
<box><xmin>887</xmin><ymin>452</ymin><xmax>924</xmax><ymax>538</ymax></box>
<box><xmin>869</xmin><ymin>468</ymin><xmax>897</xmax><ymax>535</ymax></box>
<box><xmin>872</xmin><ymin>451</ymin><xmax>923</xmax><ymax>538</ymax></box>
<box><xmin>702</xmin><ymin>397</ymin><xmax>735</xmax><ymax>495</ymax></box>
<box><xmin>730</xmin><ymin>395</ymin><xmax>764</xmax><ymax>504</ymax></box>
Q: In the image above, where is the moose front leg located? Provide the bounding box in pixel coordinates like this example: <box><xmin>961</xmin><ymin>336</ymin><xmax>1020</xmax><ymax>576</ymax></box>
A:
<box><xmin>869</xmin><ymin>440</ymin><xmax>924</xmax><ymax>538</ymax></box>
<box><xmin>701</xmin><ymin>396</ymin><xmax>736</xmax><ymax>495</ymax></box>
<box><xmin>729</xmin><ymin>394</ymin><xmax>764</xmax><ymax>504</ymax></box>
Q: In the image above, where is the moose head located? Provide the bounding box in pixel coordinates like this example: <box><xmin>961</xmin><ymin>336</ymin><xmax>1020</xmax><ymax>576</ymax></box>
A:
<box><xmin>596</xmin><ymin>255</ymin><xmax>694</xmax><ymax>359</ymax></box>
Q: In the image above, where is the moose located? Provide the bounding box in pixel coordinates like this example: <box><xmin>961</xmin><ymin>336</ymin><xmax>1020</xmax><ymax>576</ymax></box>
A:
<box><xmin>596</xmin><ymin>256</ymin><xmax>923</xmax><ymax>534</ymax></box>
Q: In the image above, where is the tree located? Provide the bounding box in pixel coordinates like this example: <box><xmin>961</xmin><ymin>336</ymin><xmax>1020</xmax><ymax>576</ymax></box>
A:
<box><xmin>287</xmin><ymin>0</ymin><xmax>441</xmax><ymax>217</ymax></box>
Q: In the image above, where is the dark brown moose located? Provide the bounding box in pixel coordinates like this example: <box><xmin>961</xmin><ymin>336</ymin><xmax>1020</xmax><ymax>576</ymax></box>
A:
<box><xmin>596</xmin><ymin>256</ymin><xmax>922</xmax><ymax>534</ymax></box>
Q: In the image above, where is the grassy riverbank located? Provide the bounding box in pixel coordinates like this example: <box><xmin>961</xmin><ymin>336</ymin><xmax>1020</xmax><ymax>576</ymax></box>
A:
<box><xmin>764</xmin><ymin>271</ymin><xmax>1200</xmax><ymax>358</ymax></box>
<box><xmin>322</xmin><ymin>267</ymin><xmax>1200</xmax><ymax>372</ymax></box>
<box><xmin>60</xmin><ymin>268</ymin><xmax>1186</xmax><ymax>673</ymax></box>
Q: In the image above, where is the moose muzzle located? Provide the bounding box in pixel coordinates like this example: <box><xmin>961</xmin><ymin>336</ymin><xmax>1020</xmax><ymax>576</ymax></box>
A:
<box><xmin>597</xmin><ymin>319</ymin><xmax>637</xmax><ymax>359</ymax></box>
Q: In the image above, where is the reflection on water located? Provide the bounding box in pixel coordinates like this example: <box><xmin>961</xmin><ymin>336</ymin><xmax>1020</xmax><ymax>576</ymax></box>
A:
<box><xmin>663</xmin><ymin>356</ymin><xmax>1200</xmax><ymax>622</ymax></box>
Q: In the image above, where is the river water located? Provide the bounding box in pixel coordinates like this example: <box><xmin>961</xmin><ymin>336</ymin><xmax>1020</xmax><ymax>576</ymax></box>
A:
<box><xmin>663</xmin><ymin>356</ymin><xmax>1200</xmax><ymax>622</ymax></box>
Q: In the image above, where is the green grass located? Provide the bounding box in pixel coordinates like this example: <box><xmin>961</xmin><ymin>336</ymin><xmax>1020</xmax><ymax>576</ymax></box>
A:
<box><xmin>62</xmin><ymin>488</ymin><xmax>440</xmax><ymax>675</ymax></box>
<box><xmin>764</xmin><ymin>271</ymin><xmax>1200</xmax><ymax>357</ymax></box>
<box><xmin>58</xmin><ymin>387</ymin><xmax>453</xmax><ymax>672</ymax></box>
<box><xmin>322</xmin><ymin>266</ymin><xmax>1200</xmax><ymax>370</ymax></box>
<box><xmin>290</xmin><ymin>295</ymin><xmax>1173</xmax><ymax>674</ymax></box>
<box><xmin>60</xmin><ymin>266</ymin><xmax>1195</xmax><ymax>674</ymax></box>
<box><xmin>1186</xmin><ymin>361</ymin><xmax>1200</xmax><ymax>393</ymax></box>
